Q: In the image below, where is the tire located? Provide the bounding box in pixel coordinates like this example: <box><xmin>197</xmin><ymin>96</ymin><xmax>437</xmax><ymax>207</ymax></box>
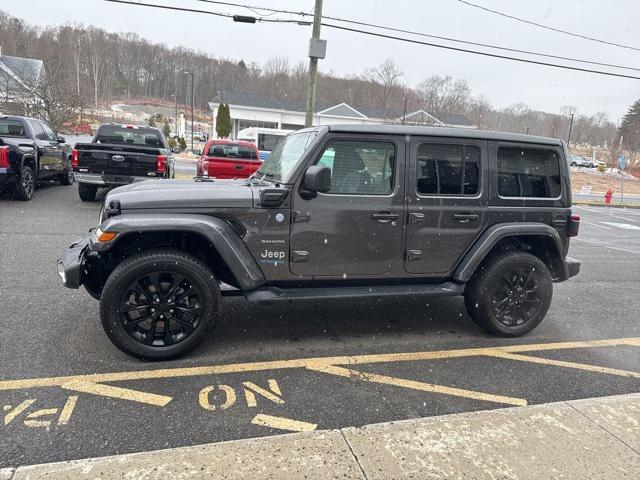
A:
<box><xmin>13</xmin><ymin>165</ymin><xmax>36</xmax><ymax>201</ymax></box>
<box><xmin>78</xmin><ymin>182</ymin><xmax>97</xmax><ymax>202</ymax></box>
<box><xmin>100</xmin><ymin>249</ymin><xmax>220</xmax><ymax>360</ymax></box>
<box><xmin>464</xmin><ymin>251</ymin><xmax>552</xmax><ymax>337</ymax></box>
<box><xmin>60</xmin><ymin>169</ymin><xmax>75</xmax><ymax>186</ymax></box>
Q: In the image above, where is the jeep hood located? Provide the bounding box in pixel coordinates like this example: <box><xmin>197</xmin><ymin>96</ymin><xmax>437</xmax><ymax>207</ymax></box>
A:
<box><xmin>104</xmin><ymin>179</ymin><xmax>254</xmax><ymax>210</ymax></box>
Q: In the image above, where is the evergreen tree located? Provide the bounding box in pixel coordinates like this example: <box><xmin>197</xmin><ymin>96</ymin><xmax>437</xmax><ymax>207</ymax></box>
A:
<box><xmin>147</xmin><ymin>115</ymin><xmax>156</xmax><ymax>127</ymax></box>
<box><xmin>179</xmin><ymin>136</ymin><xmax>187</xmax><ymax>151</ymax></box>
<box><xmin>618</xmin><ymin>99</ymin><xmax>640</xmax><ymax>155</ymax></box>
<box><xmin>216</xmin><ymin>103</ymin><xmax>232</xmax><ymax>138</ymax></box>
<box><xmin>162</xmin><ymin>120</ymin><xmax>171</xmax><ymax>137</ymax></box>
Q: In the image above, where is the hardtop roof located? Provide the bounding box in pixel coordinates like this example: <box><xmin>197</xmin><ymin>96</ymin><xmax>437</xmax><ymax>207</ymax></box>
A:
<box><xmin>327</xmin><ymin>124</ymin><xmax>564</xmax><ymax>146</ymax></box>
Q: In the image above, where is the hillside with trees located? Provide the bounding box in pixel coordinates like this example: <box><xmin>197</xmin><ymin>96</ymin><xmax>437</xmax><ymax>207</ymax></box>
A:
<box><xmin>0</xmin><ymin>9</ymin><xmax>624</xmax><ymax>153</ymax></box>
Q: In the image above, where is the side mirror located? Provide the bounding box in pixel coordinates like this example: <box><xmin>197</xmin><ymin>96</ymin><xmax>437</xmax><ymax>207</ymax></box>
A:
<box><xmin>57</xmin><ymin>135</ymin><xmax>66</xmax><ymax>143</ymax></box>
<box><xmin>171</xmin><ymin>146</ymin><xmax>181</xmax><ymax>154</ymax></box>
<box><xmin>192</xmin><ymin>149</ymin><xmax>202</xmax><ymax>156</ymax></box>
<box><xmin>303</xmin><ymin>165</ymin><xmax>331</xmax><ymax>193</ymax></box>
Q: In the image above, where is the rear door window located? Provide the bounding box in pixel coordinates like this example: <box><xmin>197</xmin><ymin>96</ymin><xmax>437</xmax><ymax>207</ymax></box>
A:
<box><xmin>497</xmin><ymin>147</ymin><xmax>561</xmax><ymax>198</ymax></box>
<box><xmin>416</xmin><ymin>143</ymin><xmax>480</xmax><ymax>196</ymax></box>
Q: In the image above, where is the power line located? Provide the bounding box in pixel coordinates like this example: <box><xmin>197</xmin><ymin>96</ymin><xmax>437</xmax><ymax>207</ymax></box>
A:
<box><xmin>103</xmin><ymin>0</ymin><xmax>302</xmax><ymax>23</ymax></box>
<box><xmin>194</xmin><ymin>0</ymin><xmax>309</xmax><ymax>17</ymax></box>
<box><xmin>103</xmin><ymin>0</ymin><xmax>640</xmax><ymax>80</ymax></box>
<box><xmin>319</xmin><ymin>15</ymin><xmax>640</xmax><ymax>73</ymax></box>
<box><xmin>321</xmin><ymin>23</ymin><xmax>640</xmax><ymax>81</ymax></box>
<box><xmin>201</xmin><ymin>0</ymin><xmax>640</xmax><ymax>72</ymax></box>
<box><xmin>458</xmin><ymin>0</ymin><xmax>640</xmax><ymax>53</ymax></box>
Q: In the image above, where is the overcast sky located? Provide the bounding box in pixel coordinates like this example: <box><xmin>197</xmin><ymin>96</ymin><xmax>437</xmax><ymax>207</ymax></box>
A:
<box><xmin>2</xmin><ymin>0</ymin><xmax>639</xmax><ymax>121</ymax></box>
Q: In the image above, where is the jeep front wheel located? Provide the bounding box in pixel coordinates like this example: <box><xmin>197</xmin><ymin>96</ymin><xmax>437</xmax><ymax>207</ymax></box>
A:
<box><xmin>100</xmin><ymin>250</ymin><xmax>220</xmax><ymax>359</ymax></box>
<box><xmin>464</xmin><ymin>251</ymin><xmax>552</xmax><ymax>337</ymax></box>
<box><xmin>78</xmin><ymin>183</ymin><xmax>97</xmax><ymax>202</ymax></box>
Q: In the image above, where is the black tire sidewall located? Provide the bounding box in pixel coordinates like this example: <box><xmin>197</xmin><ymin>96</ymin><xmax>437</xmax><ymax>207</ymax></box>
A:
<box><xmin>61</xmin><ymin>169</ymin><xmax>75</xmax><ymax>185</ymax></box>
<box><xmin>465</xmin><ymin>252</ymin><xmax>552</xmax><ymax>337</ymax></box>
<box><xmin>15</xmin><ymin>165</ymin><xmax>35</xmax><ymax>200</ymax></box>
<box><xmin>78</xmin><ymin>183</ymin><xmax>97</xmax><ymax>201</ymax></box>
<box><xmin>100</xmin><ymin>250</ymin><xmax>219</xmax><ymax>360</ymax></box>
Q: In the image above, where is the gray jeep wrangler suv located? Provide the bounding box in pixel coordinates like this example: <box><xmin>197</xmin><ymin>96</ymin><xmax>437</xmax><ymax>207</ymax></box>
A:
<box><xmin>58</xmin><ymin>124</ymin><xmax>580</xmax><ymax>359</ymax></box>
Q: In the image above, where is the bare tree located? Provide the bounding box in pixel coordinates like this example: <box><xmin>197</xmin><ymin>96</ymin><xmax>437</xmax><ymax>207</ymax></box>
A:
<box><xmin>365</xmin><ymin>58</ymin><xmax>403</xmax><ymax>107</ymax></box>
<box><xmin>84</xmin><ymin>27</ymin><xmax>107</xmax><ymax>110</ymax></box>
<box><xmin>417</xmin><ymin>75</ymin><xmax>470</xmax><ymax>114</ymax></box>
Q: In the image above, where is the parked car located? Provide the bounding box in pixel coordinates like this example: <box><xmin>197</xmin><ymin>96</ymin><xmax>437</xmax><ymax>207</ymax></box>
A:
<box><xmin>196</xmin><ymin>139</ymin><xmax>261</xmax><ymax>179</ymax></box>
<box><xmin>72</xmin><ymin>123</ymin><xmax>178</xmax><ymax>201</ymax></box>
<box><xmin>58</xmin><ymin>124</ymin><xmax>581</xmax><ymax>359</ymax></box>
<box><xmin>568</xmin><ymin>155</ymin><xmax>591</xmax><ymax>168</ymax></box>
<box><xmin>0</xmin><ymin>115</ymin><xmax>74</xmax><ymax>200</ymax></box>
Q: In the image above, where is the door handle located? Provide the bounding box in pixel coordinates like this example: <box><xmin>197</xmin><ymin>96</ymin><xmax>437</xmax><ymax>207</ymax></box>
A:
<box><xmin>371</xmin><ymin>212</ymin><xmax>399</xmax><ymax>223</ymax></box>
<box><xmin>453</xmin><ymin>213</ymin><xmax>479</xmax><ymax>223</ymax></box>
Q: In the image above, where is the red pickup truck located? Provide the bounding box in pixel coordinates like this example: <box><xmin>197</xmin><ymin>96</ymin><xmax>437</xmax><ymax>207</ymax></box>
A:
<box><xmin>196</xmin><ymin>139</ymin><xmax>261</xmax><ymax>179</ymax></box>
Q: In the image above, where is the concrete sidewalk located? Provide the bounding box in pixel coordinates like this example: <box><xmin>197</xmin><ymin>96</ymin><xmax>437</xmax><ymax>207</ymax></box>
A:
<box><xmin>2</xmin><ymin>393</ymin><xmax>639</xmax><ymax>479</ymax></box>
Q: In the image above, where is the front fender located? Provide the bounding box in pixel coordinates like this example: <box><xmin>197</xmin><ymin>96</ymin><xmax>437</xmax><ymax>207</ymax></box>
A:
<box><xmin>453</xmin><ymin>223</ymin><xmax>565</xmax><ymax>283</ymax></box>
<box><xmin>94</xmin><ymin>213</ymin><xmax>265</xmax><ymax>290</ymax></box>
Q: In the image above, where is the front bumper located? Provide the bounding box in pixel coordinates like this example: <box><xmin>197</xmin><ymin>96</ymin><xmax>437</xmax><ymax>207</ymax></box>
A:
<box><xmin>555</xmin><ymin>256</ymin><xmax>581</xmax><ymax>282</ymax></box>
<box><xmin>74</xmin><ymin>172</ymin><xmax>162</xmax><ymax>186</ymax></box>
<box><xmin>57</xmin><ymin>237</ymin><xmax>90</xmax><ymax>288</ymax></box>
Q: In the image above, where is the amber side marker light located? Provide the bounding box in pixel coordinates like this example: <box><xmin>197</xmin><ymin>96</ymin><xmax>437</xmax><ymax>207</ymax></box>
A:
<box><xmin>95</xmin><ymin>228</ymin><xmax>117</xmax><ymax>243</ymax></box>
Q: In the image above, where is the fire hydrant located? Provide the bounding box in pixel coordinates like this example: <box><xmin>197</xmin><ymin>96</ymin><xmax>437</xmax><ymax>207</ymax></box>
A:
<box><xmin>604</xmin><ymin>189</ymin><xmax>613</xmax><ymax>204</ymax></box>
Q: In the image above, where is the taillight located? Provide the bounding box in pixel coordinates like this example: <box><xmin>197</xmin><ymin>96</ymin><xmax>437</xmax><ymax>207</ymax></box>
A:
<box><xmin>156</xmin><ymin>154</ymin><xmax>167</xmax><ymax>174</ymax></box>
<box><xmin>568</xmin><ymin>214</ymin><xmax>580</xmax><ymax>237</ymax></box>
<box><xmin>71</xmin><ymin>149</ymin><xmax>79</xmax><ymax>169</ymax></box>
<box><xmin>0</xmin><ymin>146</ymin><xmax>9</xmax><ymax>168</ymax></box>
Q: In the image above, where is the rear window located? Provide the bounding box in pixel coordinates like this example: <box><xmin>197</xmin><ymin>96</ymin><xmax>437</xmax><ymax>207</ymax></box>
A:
<box><xmin>0</xmin><ymin>119</ymin><xmax>27</xmax><ymax>137</ymax></box>
<box><xmin>208</xmin><ymin>143</ymin><xmax>257</xmax><ymax>160</ymax></box>
<box><xmin>95</xmin><ymin>125</ymin><xmax>164</xmax><ymax>147</ymax></box>
<box><xmin>498</xmin><ymin>147</ymin><xmax>561</xmax><ymax>198</ymax></box>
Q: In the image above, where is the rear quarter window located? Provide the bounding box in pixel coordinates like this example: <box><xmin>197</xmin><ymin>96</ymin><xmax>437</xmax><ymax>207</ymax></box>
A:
<box><xmin>497</xmin><ymin>147</ymin><xmax>561</xmax><ymax>198</ymax></box>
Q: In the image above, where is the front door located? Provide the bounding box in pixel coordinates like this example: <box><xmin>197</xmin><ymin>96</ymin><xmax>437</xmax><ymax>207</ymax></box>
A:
<box><xmin>404</xmin><ymin>137</ymin><xmax>488</xmax><ymax>275</ymax></box>
<box><xmin>290</xmin><ymin>135</ymin><xmax>405</xmax><ymax>277</ymax></box>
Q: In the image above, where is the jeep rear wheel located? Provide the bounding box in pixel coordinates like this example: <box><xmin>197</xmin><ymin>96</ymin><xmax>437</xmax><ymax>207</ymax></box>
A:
<box><xmin>100</xmin><ymin>250</ymin><xmax>220</xmax><ymax>359</ymax></box>
<box><xmin>464</xmin><ymin>251</ymin><xmax>552</xmax><ymax>337</ymax></box>
<box><xmin>78</xmin><ymin>182</ymin><xmax>97</xmax><ymax>202</ymax></box>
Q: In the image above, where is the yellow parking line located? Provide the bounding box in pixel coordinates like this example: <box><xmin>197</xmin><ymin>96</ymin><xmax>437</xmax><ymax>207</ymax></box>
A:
<box><xmin>307</xmin><ymin>364</ymin><xmax>528</xmax><ymax>406</ymax></box>
<box><xmin>484</xmin><ymin>351</ymin><xmax>640</xmax><ymax>378</ymax></box>
<box><xmin>61</xmin><ymin>381</ymin><xmax>173</xmax><ymax>407</ymax></box>
<box><xmin>0</xmin><ymin>336</ymin><xmax>637</xmax><ymax>392</ymax></box>
<box><xmin>251</xmin><ymin>414</ymin><xmax>317</xmax><ymax>432</ymax></box>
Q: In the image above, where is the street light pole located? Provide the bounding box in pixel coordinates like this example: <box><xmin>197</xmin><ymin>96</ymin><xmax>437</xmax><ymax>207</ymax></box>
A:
<box><xmin>305</xmin><ymin>0</ymin><xmax>325</xmax><ymax>128</ymax></box>
<box><xmin>183</xmin><ymin>71</ymin><xmax>195</xmax><ymax>152</ymax></box>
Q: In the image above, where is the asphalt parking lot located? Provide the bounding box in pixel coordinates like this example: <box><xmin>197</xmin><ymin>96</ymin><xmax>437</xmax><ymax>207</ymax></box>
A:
<box><xmin>0</xmin><ymin>183</ymin><xmax>639</xmax><ymax>468</ymax></box>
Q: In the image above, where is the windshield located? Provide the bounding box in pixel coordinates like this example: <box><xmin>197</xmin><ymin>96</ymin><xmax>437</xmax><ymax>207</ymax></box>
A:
<box><xmin>257</xmin><ymin>130</ymin><xmax>318</xmax><ymax>182</ymax></box>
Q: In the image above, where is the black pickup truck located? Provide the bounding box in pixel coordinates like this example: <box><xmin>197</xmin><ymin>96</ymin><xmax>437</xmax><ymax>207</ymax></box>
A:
<box><xmin>0</xmin><ymin>115</ymin><xmax>74</xmax><ymax>200</ymax></box>
<box><xmin>73</xmin><ymin>123</ymin><xmax>178</xmax><ymax>201</ymax></box>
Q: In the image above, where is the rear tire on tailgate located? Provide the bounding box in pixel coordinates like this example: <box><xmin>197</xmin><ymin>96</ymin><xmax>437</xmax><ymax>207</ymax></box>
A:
<box><xmin>78</xmin><ymin>182</ymin><xmax>97</xmax><ymax>202</ymax></box>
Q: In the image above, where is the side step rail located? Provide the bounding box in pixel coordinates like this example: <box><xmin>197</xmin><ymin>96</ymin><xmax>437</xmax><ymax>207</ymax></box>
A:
<box><xmin>244</xmin><ymin>282</ymin><xmax>465</xmax><ymax>303</ymax></box>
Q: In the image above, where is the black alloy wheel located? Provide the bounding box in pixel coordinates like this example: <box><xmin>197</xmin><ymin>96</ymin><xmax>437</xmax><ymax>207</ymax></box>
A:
<box><xmin>120</xmin><ymin>271</ymin><xmax>203</xmax><ymax>347</ymax></box>
<box><xmin>491</xmin><ymin>267</ymin><xmax>543</xmax><ymax>327</ymax></box>
<box><xmin>464</xmin><ymin>251</ymin><xmax>552</xmax><ymax>337</ymax></box>
<box><xmin>14</xmin><ymin>165</ymin><xmax>35</xmax><ymax>200</ymax></box>
<box><xmin>100</xmin><ymin>249</ymin><xmax>219</xmax><ymax>359</ymax></box>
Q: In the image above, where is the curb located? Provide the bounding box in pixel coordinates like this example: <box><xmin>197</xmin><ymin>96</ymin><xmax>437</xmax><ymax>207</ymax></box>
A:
<box><xmin>5</xmin><ymin>392</ymin><xmax>640</xmax><ymax>479</ymax></box>
<box><xmin>573</xmin><ymin>200</ymin><xmax>640</xmax><ymax>209</ymax></box>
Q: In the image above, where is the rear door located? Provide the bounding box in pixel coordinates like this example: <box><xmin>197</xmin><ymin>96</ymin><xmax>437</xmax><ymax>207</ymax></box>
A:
<box><xmin>404</xmin><ymin>136</ymin><xmax>488</xmax><ymax>275</ymax></box>
<box><xmin>289</xmin><ymin>134</ymin><xmax>405</xmax><ymax>277</ymax></box>
<box><xmin>40</xmin><ymin>122</ymin><xmax>65</xmax><ymax>173</ymax></box>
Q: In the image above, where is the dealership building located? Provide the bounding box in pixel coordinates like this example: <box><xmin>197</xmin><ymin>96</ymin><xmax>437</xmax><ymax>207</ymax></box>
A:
<box><xmin>208</xmin><ymin>91</ymin><xmax>475</xmax><ymax>139</ymax></box>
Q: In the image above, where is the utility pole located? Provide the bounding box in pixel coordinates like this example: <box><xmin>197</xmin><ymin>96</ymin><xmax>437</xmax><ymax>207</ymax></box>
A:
<box><xmin>305</xmin><ymin>0</ymin><xmax>326</xmax><ymax>128</ymax></box>
<box><xmin>183</xmin><ymin>70</ymin><xmax>195</xmax><ymax>152</ymax></box>
<box><xmin>567</xmin><ymin>113</ymin><xmax>574</xmax><ymax>146</ymax></box>
<box><xmin>174</xmin><ymin>69</ymin><xmax>178</xmax><ymax>137</ymax></box>
<box><xmin>401</xmin><ymin>98</ymin><xmax>407</xmax><ymax>124</ymax></box>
